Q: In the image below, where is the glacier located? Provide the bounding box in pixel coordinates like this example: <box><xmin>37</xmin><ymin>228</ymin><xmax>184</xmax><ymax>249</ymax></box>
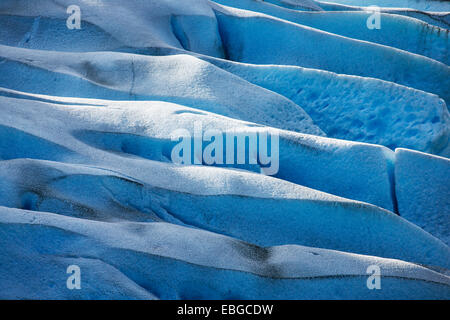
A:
<box><xmin>0</xmin><ymin>0</ymin><xmax>449</xmax><ymax>300</ymax></box>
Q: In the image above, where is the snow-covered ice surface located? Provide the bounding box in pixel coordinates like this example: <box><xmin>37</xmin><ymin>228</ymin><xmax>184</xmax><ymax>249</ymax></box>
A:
<box><xmin>315</xmin><ymin>1</ymin><xmax>450</xmax><ymax>29</ymax></box>
<box><xmin>318</xmin><ymin>0</ymin><xmax>450</xmax><ymax>12</ymax></box>
<box><xmin>0</xmin><ymin>0</ymin><xmax>449</xmax><ymax>299</ymax></box>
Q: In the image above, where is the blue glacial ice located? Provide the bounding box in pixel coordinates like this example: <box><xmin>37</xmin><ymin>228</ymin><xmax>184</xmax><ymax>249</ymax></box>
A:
<box><xmin>0</xmin><ymin>0</ymin><xmax>448</xmax><ymax>299</ymax></box>
<box><xmin>395</xmin><ymin>148</ymin><xmax>450</xmax><ymax>246</ymax></box>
